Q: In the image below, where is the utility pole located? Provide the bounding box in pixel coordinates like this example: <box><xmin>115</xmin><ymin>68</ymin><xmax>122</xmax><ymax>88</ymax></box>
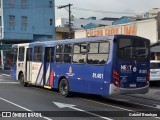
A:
<box><xmin>57</xmin><ymin>4</ymin><xmax>73</xmax><ymax>39</ymax></box>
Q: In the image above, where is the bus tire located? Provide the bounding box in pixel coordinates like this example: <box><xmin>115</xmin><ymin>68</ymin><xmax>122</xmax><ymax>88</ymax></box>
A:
<box><xmin>59</xmin><ymin>78</ymin><xmax>70</xmax><ymax>97</ymax></box>
<box><xmin>19</xmin><ymin>73</ymin><xmax>28</xmax><ymax>87</ymax></box>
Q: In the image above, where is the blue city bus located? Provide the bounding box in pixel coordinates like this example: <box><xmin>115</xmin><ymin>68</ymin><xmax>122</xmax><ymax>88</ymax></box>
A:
<box><xmin>10</xmin><ymin>35</ymin><xmax>150</xmax><ymax>97</ymax></box>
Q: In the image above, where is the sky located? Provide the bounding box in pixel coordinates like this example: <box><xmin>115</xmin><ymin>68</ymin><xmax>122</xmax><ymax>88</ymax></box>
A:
<box><xmin>55</xmin><ymin>0</ymin><xmax>160</xmax><ymax>20</ymax></box>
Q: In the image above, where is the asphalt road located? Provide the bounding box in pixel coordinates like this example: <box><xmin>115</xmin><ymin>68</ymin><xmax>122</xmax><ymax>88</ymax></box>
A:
<box><xmin>0</xmin><ymin>72</ymin><xmax>160</xmax><ymax>120</ymax></box>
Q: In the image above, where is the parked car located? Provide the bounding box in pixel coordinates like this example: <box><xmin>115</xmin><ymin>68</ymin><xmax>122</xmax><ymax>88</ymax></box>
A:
<box><xmin>150</xmin><ymin>60</ymin><xmax>160</xmax><ymax>82</ymax></box>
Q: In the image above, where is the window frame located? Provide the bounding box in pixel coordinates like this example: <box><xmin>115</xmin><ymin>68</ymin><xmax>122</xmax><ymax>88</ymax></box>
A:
<box><xmin>11</xmin><ymin>47</ymin><xmax>18</xmax><ymax>65</ymax></box>
<box><xmin>64</xmin><ymin>44</ymin><xmax>72</xmax><ymax>63</ymax></box>
<box><xmin>21</xmin><ymin>0</ymin><xmax>27</xmax><ymax>8</ymax></box>
<box><xmin>118</xmin><ymin>38</ymin><xmax>150</xmax><ymax>61</ymax></box>
<box><xmin>21</xmin><ymin>16</ymin><xmax>27</xmax><ymax>28</ymax></box>
<box><xmin>9</xmin><ymin>15</ymin><xmax>15</xmax><ymax>28</ymax></box>
<box><xmin>18</xmin><ymin>47</ymin><xmax>25</xmax><ymax>61</ymax></box>
<box><xmin>34</xmin><ymin>46</ymin><xmax>43</xmax><ymax>62</ymax></box>
<box><xmin>49</xmin><ymin>1</ymin><xmax>53</xmax><ymax>8</ymax></box>
<box><xmin>72</xmin><ymin>42</ymin><xmax>87</xmax><ymax>64</ymax></box>
<box><xmin>26</xmin><ymin>48</ymin><xmax>32</xmax><ymax>61</ymax></box>
<box><xmin>87</xmin><ymin>41</ymin><xmax>110</xmax><ymax>65</ymax></box>
<box><xmin>8</xmin><ymin>0</ymin><xmax>14</xmax><ymax>8</ymax></box>
<box><xmin>50</xmin><ymin>19</ymin><xmax>53</xmax><ymax>26</ymax></box>
<box><xmin>56</xmin><ymin>45</ymin><xmax>64</xmax><ymax>63</ymax></box>
<box><xmin>45</xmin><ymin>47</ymin><xmax>54</xmax><ymax>63</ymax></box>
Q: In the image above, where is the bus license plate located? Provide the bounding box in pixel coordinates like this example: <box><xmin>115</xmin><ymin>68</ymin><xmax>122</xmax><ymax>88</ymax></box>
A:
<box><xmin>130</xmin><ymin>84</ymin><xmax>136</xmax><ymax>87</ymax></box>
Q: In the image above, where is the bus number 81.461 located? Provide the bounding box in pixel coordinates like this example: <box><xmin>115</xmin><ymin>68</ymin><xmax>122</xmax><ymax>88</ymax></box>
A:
<box><xmin>92</xmin><ymin>73</ymin><xmax>104</xmax><ymax>79</ymax></box>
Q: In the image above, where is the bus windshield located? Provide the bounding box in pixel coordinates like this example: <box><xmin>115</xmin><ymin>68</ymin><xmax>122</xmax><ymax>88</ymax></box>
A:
<box><xmin>118</xmin><ymin>38</ymin><xmax>149</xmax><ymax>60</ymax></box>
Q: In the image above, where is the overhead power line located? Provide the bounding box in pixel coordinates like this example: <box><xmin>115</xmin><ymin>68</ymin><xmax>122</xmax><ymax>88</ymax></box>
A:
<box><xmin>71</xmin><ymin>7</ymin><xmax>139</xmax><ymax>15</ymax></box>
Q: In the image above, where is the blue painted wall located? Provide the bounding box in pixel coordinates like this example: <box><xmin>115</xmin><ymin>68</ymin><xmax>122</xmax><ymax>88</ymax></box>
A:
<box><xmin>2</xmin><ymin>0</ymin><xmax>55</xmax><ymax>41</ymax></box>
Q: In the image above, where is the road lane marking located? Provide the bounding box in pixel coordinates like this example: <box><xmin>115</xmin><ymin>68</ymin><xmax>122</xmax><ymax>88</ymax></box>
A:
<box><xmin>77</xmin><ymin>98</ymin><xmax>160</xmax><ymax>119</ymax></box>
<box><xmin>53</xmin><ymin>102</ymin><xmax>113</xmax><ymax>120</ymax></box>
<box><xmin>149</xmin><ymin>89</ymin><xmax>160</xmax><ymax>93</ymax></box>
<box><xmin>0</xmin><ymin>74</ymin><xmax>10</xmax><ymax>77</ymax></box>
<box><xmin>77</xmin><ymin>98</ymin><xmax>132</xmax><ymax>111</ymax></box>
<box><xmin>0</xmin><ymin>97</ymin><xmax>52</xmax><ymax>120</ymax></box>
<box><xmin>0</xmin><ymin>78</ymin><xmax>5</xmax><ymax>81</ymax></box>
<box><xmin>0</xmin><ymin>82</ymin><xmax>19</xmax><ymax>84</ymax></box>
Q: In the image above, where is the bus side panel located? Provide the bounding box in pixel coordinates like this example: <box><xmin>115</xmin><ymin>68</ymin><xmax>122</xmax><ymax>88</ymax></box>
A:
<box><xmin>44</xmin><ymin>63</ymin><xmax>50</xmax><ymax>85</ymax></box>
<box><xmin>26</xmin><ymin>61</ymin><xmax>32</xmax><ymax>82</ymax></box>
<box><xmin>53</xmin><ymin>63</ymin><xmax>83</xmax><ymax>93</ymax></box>
<box><xmin>44</xmin><ymin>63</ymin><xmax>55</xmax><ymax>86</ymax></box>
<box><xmin>102</xmin><ymin>62</ymin><xmax>113</xmax><ymax>95</ymax></box>
<box><xmin>82</xmin><ymin>64</ymin><xmax>104</xmax><ymax>95</ymax></box>
<box><xmin>102</xmin><ymin>40</ymin><xmax>114</xmax><ymax>95</ymax></box>
<box><xmin>10</xmin><ymin>65</ymin><xmax>17</xmax><ymax>80</ymax></box>
<box><xmin>31</xmin><ymin>62</ymin><xmax>44</xmax><ymax>86</ymax></box>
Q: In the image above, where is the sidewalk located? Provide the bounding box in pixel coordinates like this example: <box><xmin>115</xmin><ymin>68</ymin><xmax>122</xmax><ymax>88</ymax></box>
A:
<box><xmin>127</xmin><ymin>88</ymin><xmax>160</xmax><ymax>101</ymax></box>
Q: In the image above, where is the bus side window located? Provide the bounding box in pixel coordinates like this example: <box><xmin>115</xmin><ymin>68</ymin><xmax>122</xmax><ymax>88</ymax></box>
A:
<box><xmin>56</xmin><ymin>45</ymin><xmax>63</xmax><ymax>62</ymax></box>
<box><xmin>87</xmin><ymin>41</ymin><xmax>109</xmax><ymax>65</ymax></box>
<box><xmin>26</xmin><ymin>48</ymin><xmax>32</xmax><ymax>61</ymax></box>
<box><xmin>11</xmin><ymin>48</ymin><xmax>18</xmax><ymax>65</ymax></box>
<box><xmin>18</xmin><ymin>47</ymin><xmax>25</xmax><ymax>61</ymax></box>
<box><xmin>34</xmin><ymin>46</ymin><xmax>42</xmax><ymax>62</ymax></box>
<box><xmin>45</xmin><ymin>47</ymin><xmax>54</xmax><ymax>62</ymax></box>
<box><xmin>64</xmin><ymin>44</ymin><xmax>72</xmax><ymax>63</ymax></box>
<box><xmin>73</xmin><ymin>43</ymin><xmax>86</xmax><ymax>63</ymax></box>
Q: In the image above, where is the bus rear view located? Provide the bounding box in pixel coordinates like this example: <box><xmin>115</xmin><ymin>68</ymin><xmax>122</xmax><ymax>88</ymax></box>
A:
<box><xmin>110</xmin><ymin>35</ymin><xmax>150</xmax><ymax>95</ymax></box>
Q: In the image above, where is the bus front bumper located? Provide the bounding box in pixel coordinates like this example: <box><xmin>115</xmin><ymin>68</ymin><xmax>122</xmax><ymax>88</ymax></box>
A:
<box><xmin>109</xmin><ymin>84</ymin><xmax>149</xmax><ymax>95</ymax></box>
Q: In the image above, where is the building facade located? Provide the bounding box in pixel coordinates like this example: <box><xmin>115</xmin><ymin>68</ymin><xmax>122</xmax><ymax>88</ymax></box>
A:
<box><xmin>143</xmin><ymin>8</ymin><xmax>160</xmax><ymax>18</ymax></box>
<box><xmin>56</xmin><ymin>17</ymin><xmax>116</xmax><ymax>30</ymax></box>
<box><xmin>112</xmin><ymin>16</ymin><xmax>143</xmax><ymax>25</ymax></box>
<box><xmin>55</xmin><ymin>17</ymin><xmax>118</xmax><ymax>40</ymax></box>
<box><xmin>75</xmin><ymin>13</ymin><xmax>160</xmax><ymax>60</ymax></box>
<box><xmin>0</xmin><ymin>0</ymin><xmax>56</xmax><ymax>69</ymax></box>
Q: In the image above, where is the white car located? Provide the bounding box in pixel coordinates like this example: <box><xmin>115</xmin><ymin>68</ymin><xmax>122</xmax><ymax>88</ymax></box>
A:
<box><xmin>150</xmin><ymin>60</ymin><xmax>160</xmax><ymax>81</ymax></box>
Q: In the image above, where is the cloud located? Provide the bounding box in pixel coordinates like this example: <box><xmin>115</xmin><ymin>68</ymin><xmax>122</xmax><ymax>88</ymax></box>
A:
<box><xmin>55</xmin><ymin>0</ymin><xmax>160</xmax><ymax>19</ymax></box>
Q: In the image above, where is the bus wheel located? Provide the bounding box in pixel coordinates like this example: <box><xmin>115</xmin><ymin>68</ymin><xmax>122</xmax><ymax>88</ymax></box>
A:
<box><xmin>59</xmin><ymin>78</ymin><xmax>70</xmax><ymax>97</ymax></box>
<box><xmin>19</xmin><ymin>73</ymin><xmax>28</xmax><ymax>87</ymax></box>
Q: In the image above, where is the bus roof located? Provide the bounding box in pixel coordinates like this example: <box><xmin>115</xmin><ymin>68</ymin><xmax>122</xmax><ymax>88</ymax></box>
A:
<box><xmin>43</xmin><ymin>36</ymin><xmax>114</xmax><ymax>47</ymax></box>
<box><xmin>12</xmin><ymin>36</ymin><xmax>114</xmax><ymax>48</ymax></box>
<box><xmin>11</xmin><ymin>35</ymin><xmax>150</xmax><ymax>48</ymax></box>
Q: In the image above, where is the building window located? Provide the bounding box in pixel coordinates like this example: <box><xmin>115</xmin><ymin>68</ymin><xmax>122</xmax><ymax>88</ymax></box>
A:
<box><xmin>0</xmin><ymin>0</ymin><xmax>1</xmax><ymax>8</ymax></box>
<box><xmin>9</xmin><ymin>15</ymin><xmax>15</xmax><ymax>28</ymax></box>
<box><xmin>21</xmin><ymin>16</ymin><xmax>27</xmax><ymax>28</ymax></box>
<box><xmin>50</xmin><ymin>19</ymin><xmax>53</xmax><ymax>26</ymax></box>
<box><xmin>21</xmin><ymin>0</ymin><xmax>27</xmax><ymax>8</ymax></box>
<box><xmin>9</xmin><ymin>0</ymin><xmax>14</xmax><ymax>7</ymax></box>
<box><xmin>0</xmin><ymin>16</ymin><xmax>1</xmax><ymax>26</ymax></box>
<box><xmin>49</xmin><ymin>1</ymin><xmax>53</xmax><ymax>8</ymax></box>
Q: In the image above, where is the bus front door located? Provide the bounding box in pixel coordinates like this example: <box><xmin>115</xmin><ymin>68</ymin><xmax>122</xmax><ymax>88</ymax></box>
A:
<box><xmin>44</xmin><ymin>47</ymin><xmax>55</xmax><ymax>88</ymax></box>
<box><xmin>26</xmin><ymin>48</ymin><xmax>32</xmax><ymax>82</ymax></box>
